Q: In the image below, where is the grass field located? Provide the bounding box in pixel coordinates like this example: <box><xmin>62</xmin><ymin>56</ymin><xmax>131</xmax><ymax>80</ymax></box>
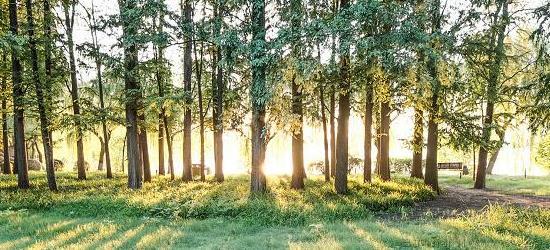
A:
<box><xmin>439</xmin><ymin>174</ymin><xmax>550</xmax><ymax>196</ymax></box>
<box><xmin>0</xmin><ymin>173</ymin><xmax>549</xmax><ymax>249</ymax></box>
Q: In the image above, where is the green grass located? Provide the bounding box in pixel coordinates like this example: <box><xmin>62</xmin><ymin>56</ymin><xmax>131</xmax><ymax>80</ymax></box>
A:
<box><xmin>0</xmin><ymin>173</ymin><xmax>549</xmax><ymax>249</ymax></box>
<box><xmin>0</xmin><ymin>206</ymin><xmax>548</xmax><ymax>249</ymax></box>
<box><xmin>0</xmin><ymin>173</ymin><xmax>434</xmax><ymax>225</ymax></box>
<box><xmin>439</xmin><ymin>174</ymin><xmax>550</xmax><ymax>196</ymax></box>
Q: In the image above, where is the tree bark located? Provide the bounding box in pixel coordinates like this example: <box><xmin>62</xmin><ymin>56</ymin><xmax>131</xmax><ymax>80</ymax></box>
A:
<box><xmin>250</xmin><ymin>0</ymin><xmax>267</xmax><ymax>193</ymax></box>
<box><xmin>155</xmin><ymin>12</ymin><xmax>166</xmax><ymax>177</ymax></box>
<box><xmin>364</xmin><ymin>86</ymin><xmax>373</xmax><ymax>183</ymax></box>
<box><xmin>379</xmin><ymin>101</ymin><xmax>391</xmax><ymax>181</ymax></box>
<box><xmin>139</xmin><ymin>128</ymin><xmax>151</xmax><ymax>182</ymax></box>
<box><xmin>212</xmin><ymin>2</ymin><xmax>224</xmax><ymax>182</ymax></box>
<box><xmin>411</xmin><ymin>108</ymin><xmax>424</xmax><ymax>179</ymax></box>
<box><xmin>329</xmin><ymin>85</ymin><xmax>336</xmax><ymax>178</ymax></box>
<box><xmin>9</xmin><ymin>0</ymin><xmax>29</xmax><ymax>188</ymax></box>
<box><xmin>64</xmin><ymin>2</ymin><xmax>86</xmax><ymax>180</ymax></box>
<box><xmin>334</xmin><ymin>0</ymin><xmax>351</xmax><ymax>195</ymax></box>
<box><xmin>119</xmin><ymin>0</ymin><xmax>143</xmax><ymax>189</ymax></box>
<box><xmin>475</xmin><ymin>0</ymin><xmax>508</xmax><ymax>189</ymax></box>
<box><xmin>195</xmin><ymin>40</ymin><xmax>205</xmax><ymax>182</ymax></box>
<box><xmin>97</xmin><ymin>138</ymin><xmax>104</xmax><ymax>171</ymax></box>
<box><xmin>291</xmin><ymin>74</ymin><xmax>305</xmax><ymax>189</ymax></box>
<box><xmin>1</xmin><ymin>52</ymin><xmax>11</xmax><ymax>175</ymax></box>
<box><xmin>320</xmin><ymin>86</ymin><xmax>330</xmax><ymax>182</ymax></box>
<box><xmin>182</xmin><ymin>0</ymin><xmax>193</xmax><ymax>182</ymax></box>
<box><xmin>424</xmin><ymin>91</ymin><xmax>439</xmax><ymax>192</ymax></box>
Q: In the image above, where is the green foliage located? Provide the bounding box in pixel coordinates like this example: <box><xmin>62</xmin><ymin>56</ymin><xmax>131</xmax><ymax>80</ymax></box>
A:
<box><xmin>535</xmin><ymin>135</ymin><xmax>550</xmax><ymax>170</ymax></box>
<box><xmin>0</xmin><ymin>173</ymin><xmax>434</xmax><ymax>226</ymax></box>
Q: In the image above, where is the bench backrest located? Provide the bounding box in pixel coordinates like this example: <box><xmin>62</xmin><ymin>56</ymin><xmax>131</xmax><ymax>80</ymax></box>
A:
<box><xmin>437</xmin><ymin>162</ymin><xmax>462</xmax><ymax>170</ymax></box>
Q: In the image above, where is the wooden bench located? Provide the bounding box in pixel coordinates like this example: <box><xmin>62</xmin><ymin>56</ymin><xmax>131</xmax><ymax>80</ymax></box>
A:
<box><xmin>191</xmin><ymin>164</ymin><xmax>211</xmax><ymax>178</ymax></box>
<box><xmin>437</xmin><ymin>162</ymin><xmax>467</xmax><ymax>178</ymax></box>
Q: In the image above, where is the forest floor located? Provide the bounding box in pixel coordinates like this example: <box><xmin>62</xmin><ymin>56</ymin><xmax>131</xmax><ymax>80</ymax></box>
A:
<box><xmin>0</xmin><ymin>173</ymin><xmax>548</xmax><ymax>249</ymax></box>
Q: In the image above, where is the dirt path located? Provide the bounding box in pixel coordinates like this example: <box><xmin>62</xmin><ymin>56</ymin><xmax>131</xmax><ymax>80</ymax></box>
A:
<box><xmin>384</xmin><ymin>186</ymin><xmax>550</xmax><ymax>220</ymax></box>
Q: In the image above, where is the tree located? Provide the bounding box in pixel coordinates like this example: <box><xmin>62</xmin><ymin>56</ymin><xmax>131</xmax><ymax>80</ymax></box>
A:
<box><xmin>119</xmin><ymin>0</ymin><xmax>143</xmax><ymax>189</ymax></box>
<box><xmin>475</xmin><ymin>0</ymin><xmax>510</xmax><ymax>189</ymax></box>
<box><xmin>212</xmin><ymin>0</ymin><xmax>225</xmax><ymax>182</ymax></box>
<box><xmin>334</xmin><ymin>0</ymin><xmax>350</xmax><ymax>194</ymax></box>
<box><xmin>25</xmin><ymin>0</ymin><xmax>57</xmax><ymax>190</ymax></box>
<box><xmin>182</xmin><ymin>0</ymin><xmax>193</xmax><ymax>182</ymax></box>
<box><xmin>250</xmin><ymin>0</ymin><xmax>268</xmax><ymax>193</ymax></box>
<box><xmin>9</xmin><ymin>0</ymin><xmax>29</xmax><ymax>188</ymax></box>
<box><xmin>62</xmin><ymin>0</ymin><xmax>86</xmax><ymax>180</ymax></box>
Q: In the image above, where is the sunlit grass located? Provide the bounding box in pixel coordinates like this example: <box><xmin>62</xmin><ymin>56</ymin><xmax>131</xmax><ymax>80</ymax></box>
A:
<box><xmin>0</xmin><ymin>172</ymin><xmax>434</xmax><ymax>225</ymax></box>
<box><xmin>439</xmin><ymin>174</ymin><xmax>550</xmax><ymax>196</ymax></box>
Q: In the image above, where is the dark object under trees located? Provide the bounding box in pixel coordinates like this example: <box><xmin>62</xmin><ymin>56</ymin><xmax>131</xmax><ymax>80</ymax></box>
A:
<box><xmin>26</xmin><ymin>0</ymin><xmax>57</xmax><ymax>190</ymax></box>
<box><xmin>9</xmin><ymin>0</ymin><xmax>29</xmax><ymax>188</ymax></box>
<box><xmin>250</xmin><ymin>0</ymin><xmax>267</xmax><ymax>193</ymax></box>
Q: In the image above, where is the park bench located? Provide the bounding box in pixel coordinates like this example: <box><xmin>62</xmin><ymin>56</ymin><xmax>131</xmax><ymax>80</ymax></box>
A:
<box><xmin>437</xmin><ymin>162</ymin><xmax>468</xmax><ymax>178</ymax></box>
<box><xmin>191</xmin><ymin>164</ymin><xmax>211</xmax><ymax>178</ymax></box>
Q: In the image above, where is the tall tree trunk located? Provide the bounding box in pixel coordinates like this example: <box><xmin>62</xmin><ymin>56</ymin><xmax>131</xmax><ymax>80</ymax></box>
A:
<box><xmin>290</xmin><ymin>0</ymin><xmax>304</xmax><ymax>190</ymax></box>
<box><xmin>164</xmin><ymin>120</ymin><xmax>174</xmax><ymax>180</ymax></box>
<box><xmin>379</xmin><ymin>101</ymin><xmax>391</xmax><ymax>181</ymax></box>
<box><xmin>364</xmin><ymin>86</ymin><xmax>373</xmax><ymax>183</ymax></box>
<box><xmin>334</xmin><ymin>0</ymin><xmax>351</xmax><ymax>195</ymax></box>
<box><xmin>475</xmin><ymin>0</ymin><xmax>508</xmax><ymax>189</ymax></box>
<box><xmin>250</xmin><ymin>0</ymin><xmax>267</xmax><ymax>193</ymax></box>
<box><xmin>411</xmin><ymin>108</ymin><xmax>424</xmax><ymax>179</ymax></box>
<box><xmin>1</xmin><ymin>52</ymin><xmax>11</xmax><ymax>175</ymax></box>
<box><xmin>155</xmin><ymin>13</ymin><xmax>166</xmax><ymax>177</ymax></box>
<box><xmin>64</xmin><ymin>2</ymin><xmax>86</xmax><ymax>180</ymax></box>
<box><xmin>182</xmin><ymin>0</ymin><xmax>193</xmax><ymax>182</ymax></box>
<box><xmin>98</xmin><ymin>62</ymin><xmax>112</xmax><ymax>178</ymax></box>
<box><xmin>212</xmin><ymin>2</ymin><xmax>224</xmax><ymax>182</ymax></box>
<box><xmin>424</xmin><ymin>91</ymin><xmax>439</xmax><ymax>192</ymax></box>
<box><xmin>320</xmin><ymin>86</ymin><xmax>330</xmax><ymax>182</ymax></box>
<box><xmin>195</xmin><ymin>40</ymin><xmax>205</xmax><ymax>182</ymax></box>
<box><xmin>9</xmin><ymin>0</ymin><xmax>29</xmax><ymax>188</ymax></box>
<box><xmin>139</xmin><ymin>124</ymin><xmax>151</xmax><ymax>182</ymax></box>
<box><xmin>329</xmin><ymin>82</ymin><xmax>336</xmax><ymax>178</ymax></box>
<box><xmin>423</xmin><ymin>0</ymin><xmax>443</xmax><ymax>193</ymax></box>
<box><xmin>119</xmin><ymin>0</ymin><xmax>142</xmax><ymax>189</ymax></box>
<box><xmin>97</xmin><ymin>138</ymin><xmax>104</xmax><ymax>170</ymax></box>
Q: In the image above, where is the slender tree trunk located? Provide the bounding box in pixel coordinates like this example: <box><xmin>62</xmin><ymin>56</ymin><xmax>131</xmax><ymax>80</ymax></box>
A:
<box><xmin>9</xmin><ymin>0</ymin><xmax>29</xmax><ymax>188</ymax></box>
<box><xmin>97</xmin><ymin>138</ymin><xmax>104</xmax><ymax>171</ymax></box>
<box><xmin>291</xmin><ymin>75</ymin><xmax>305</xmax><ymax>189</ymax></box>
<box><xmin>411</xmin><ymin>108</ymin><xmax>424</xmax><ymax>179</ymax></box>
<box><xmin>334</xmin><ymin>0</ymin><xmax>351</xmax><ymax>195</ymax></box>
<box><xmin>320</xmin><ymin>87</ymin><xmax>330</xmax><ymax>182</ymax></box>
<box><xmin>1</xmin><ymin>53</ymin><xmax>11</xmax><ymax>175</ymax></box>
<box><xmin>119</xmin><ymin>0</ymin><xmax>142</xmax><ymax>189</ymax></box>
<box><xmin>139</xmin><ymin>124</ymin><xmax>151</xmax><ymax>182</ymax></box>
<box><xmin>64</xmin><ymin>3</ymin><xmax>86</xmax><ymax>180</ymax></box>
<box><xmin>155</xmin><ymin>13</ymin><xmax>166</xmax><ymax>176</ymax></box>
<box><xmin>379</xmin><ymin>101</ymin><xmax>391</xmax><ymax>181</ymax></box>
<box><xmin>195</xmin><ymin>40</ymin><xmax>205</xmax><ymax>182</ymax></box>
<box><xmin>98</xmin><ymin>63</ymin><xmax>112</xmax><ymax>178</ymax></box>
<box><xmin>182</xmin><ymin>0</ymin><xmax>193</xmax><ymax>181</ymax></box>
<box><xmin>211</xmin><ymin>3</ymin><xmax>225</xmax><ymax>182</ymax></box>
<box><xmin>364</xmin><ymin>86</ymin><xmax>373</xmax><ymax>183</ymax></box>
<box><xmin>475</xmin><ymin>0</ymin><xmax>508</xmax><ymax>189</ymax></box>
<box><xmin>329</xmin><ymin>85</ymin><xmax>336</xmax><ymax>178</ymax></box>
<box><xmin>250</xmin><ymin>0</ymin><xmax>267</xmax><ymax>193</ymax></box>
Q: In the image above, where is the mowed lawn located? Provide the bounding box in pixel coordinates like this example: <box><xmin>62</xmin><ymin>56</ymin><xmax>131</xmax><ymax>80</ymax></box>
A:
<box><xmin>0</xmin><ymin>173</ymin><xmax>549</xmax><ymax>249</ymax></box>
<box><xmin>439</xmin><ymin>174</ymin><xmax>550</xmax><ymax>196</ymax></box>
